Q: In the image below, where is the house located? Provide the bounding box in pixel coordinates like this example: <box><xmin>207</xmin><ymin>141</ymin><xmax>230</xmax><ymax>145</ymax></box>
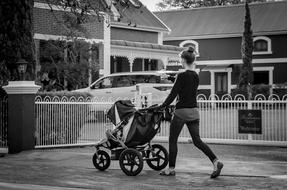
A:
<box><xmin>155</xmin><ymin>1</ymin><xmax>287</xmax><ymax>97</ymax></box>
<box><xmin>33</xmin><ymin>0</ymin><xmax>183</xmax><ymax>83</ymax></box>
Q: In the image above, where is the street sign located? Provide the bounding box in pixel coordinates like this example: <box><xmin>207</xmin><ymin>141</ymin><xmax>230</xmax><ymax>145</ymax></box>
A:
<box><xmin>238</xmin><ymin>110</ymin><xmax>262</xmax><ymax>134</ymax></box>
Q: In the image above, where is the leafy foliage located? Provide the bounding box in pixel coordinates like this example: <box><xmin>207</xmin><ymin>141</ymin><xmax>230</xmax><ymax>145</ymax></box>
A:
<box><xmin>39</xmin><ymin>39</ymin><xmax>99</xmax><ymax>91</ymax></box>
<box><xmin>238</xmin><ymin>2</ymin><xmax>253</xmax><ymax>99</ymax></box>
<box><xmin>156</xmin><ymin>0</ymin><xmax>268</xmax><ymax>9</ymax></box>
<box><xmin>0</xmin><ymin>0</ymin><xmax>141</xmax><ymax>84</ymax></box>
<box><xmin>0</xmin><ymin>0</ymin><xmax>34</xmax><ymax>81</ymax></box>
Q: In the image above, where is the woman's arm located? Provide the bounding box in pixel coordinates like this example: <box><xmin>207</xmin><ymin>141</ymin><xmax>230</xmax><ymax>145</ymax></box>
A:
<box><xmin>161</xmin><ymin>73</ymin><xmax>183</xmax><ymax>107</ymax></box>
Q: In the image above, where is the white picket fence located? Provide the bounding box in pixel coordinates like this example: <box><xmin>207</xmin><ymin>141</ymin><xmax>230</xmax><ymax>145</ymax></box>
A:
<box><xmin>34</xmin><ymin>94</ymin><xmax>287</xmax><ymax>148</ymax></box>
<box><xmin>0</xmin><ymin>96</ymin><xmax>8</xmax><ymax>151</ymax></box>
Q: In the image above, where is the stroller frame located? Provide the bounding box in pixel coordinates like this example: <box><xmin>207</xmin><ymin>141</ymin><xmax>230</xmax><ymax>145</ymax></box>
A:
<box><xmin>92</xmin><ymin>106</ymin><xmax>169</xmax><ymax>176</ymax></box>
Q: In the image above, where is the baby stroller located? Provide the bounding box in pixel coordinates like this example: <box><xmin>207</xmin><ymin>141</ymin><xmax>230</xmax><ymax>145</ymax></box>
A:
<box><xmin>92</xmin><ymin>100</ymin><xmax>168</xmax><ymax>176</ymax></box>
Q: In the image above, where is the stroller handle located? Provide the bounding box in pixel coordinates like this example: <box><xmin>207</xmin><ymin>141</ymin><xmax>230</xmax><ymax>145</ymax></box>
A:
<box><xmin>138</xmin><ymin>104</ymin><xmax>165</xmax><ymax>112</ymax></box>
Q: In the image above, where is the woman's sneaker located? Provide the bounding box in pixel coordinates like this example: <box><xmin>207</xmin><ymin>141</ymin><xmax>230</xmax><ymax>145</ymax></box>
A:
<box><xmin>159</xmin><ymin>169</ymin><xmax>176</xmax><ymax>176</ymax></box>
<box><xmin>211</xmin><ymin>162</ymin><xmax>224</xmax><ymax>178</ymax></box>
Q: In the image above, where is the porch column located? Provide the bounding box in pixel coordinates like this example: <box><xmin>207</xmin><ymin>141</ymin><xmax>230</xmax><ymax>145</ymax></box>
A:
<box><xmin>102</xmin><ymin>13</ymin><xmax>111</xmax><ymax>76</ymax></box>
<box><xmin>128</xmin><ymin>57</ymin><xmax>135</xmax><ymax>72</ymax></box>
<box><xmin>3</xmin><ymin>81</ymin><xmax>41</xmax><ymax>154</ymax></box>
<box><xmin>161</xmin><ymin>57</ymin><xmax>169</xmax><ymax>70</ymax></box>
<box><xmin>210</xmin><ymin>71</ymin><xmax>215</xmax><ymax>95</ymax></box>
<box><xmin>142</xmin><ymin>58</ymin><xmax>145</xmax><ymax>71</ymax></box>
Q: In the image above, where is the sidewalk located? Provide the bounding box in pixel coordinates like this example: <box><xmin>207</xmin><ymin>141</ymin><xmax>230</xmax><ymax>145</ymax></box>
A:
<box><xmin>0</xmin><ymin>143</ymin><xmax>287</xmax><ymax>190</ymax></box>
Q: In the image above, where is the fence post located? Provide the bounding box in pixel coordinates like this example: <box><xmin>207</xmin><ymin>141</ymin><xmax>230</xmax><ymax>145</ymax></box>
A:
<box><xmin>247</xmin><ymin>101</ymin><xmax>253</xmax><ymax>141</ymax></box>
<box><xmin>3</xmin><ymin>81</ymin><xmax>40</xmax><ymax>154</ymax></box>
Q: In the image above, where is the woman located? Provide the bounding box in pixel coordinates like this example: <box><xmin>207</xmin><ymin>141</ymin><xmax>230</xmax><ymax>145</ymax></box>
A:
<box><xmin>159</xmin><ymin>47</ymin><xmax>223</xmax><ymax>178</ymax></box>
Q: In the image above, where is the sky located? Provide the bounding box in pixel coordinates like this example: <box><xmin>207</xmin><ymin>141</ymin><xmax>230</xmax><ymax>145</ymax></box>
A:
<box><xmin>140</xmin><ymin>0</ymin><xmax>161</xmax><ymax>11</ymax></box>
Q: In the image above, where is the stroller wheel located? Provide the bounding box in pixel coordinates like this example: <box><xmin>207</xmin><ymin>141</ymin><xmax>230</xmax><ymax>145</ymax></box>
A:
<box><xmin>119</xmin><ymin>148</ymin><xmax>144</xmax><ymax>176</ymax></box>
<box><xmin>92</xmin><ymin>150</ymin><xmax>111</xmax><ymax>171</ymax></box>
<box><xmin>146</xmin><ymin>144</ymin><xmax>169</xmax><ymax>171</ymax></box>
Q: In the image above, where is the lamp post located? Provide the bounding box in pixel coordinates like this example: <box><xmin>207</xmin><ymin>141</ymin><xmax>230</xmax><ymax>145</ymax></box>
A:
<box><xmin>3</xmin><ymin>58</ymin><xmax>40</xmax><ymax>154</ymax></box>
<box><xmin>16</xmin><ymin>59</ymin><xmax>28</xmax><ymax>81</ymax></box>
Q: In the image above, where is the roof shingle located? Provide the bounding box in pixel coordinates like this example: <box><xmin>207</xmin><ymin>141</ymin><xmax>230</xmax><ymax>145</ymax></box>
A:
<box><xmin>112</xmin><ymin>0</ymin><xmax>169</xmax><ymax>31</ymax></box>
<box><xmin>155</xmin><ymin>1</ymin><xmax>287</xmax><ymax>39</ymax></box>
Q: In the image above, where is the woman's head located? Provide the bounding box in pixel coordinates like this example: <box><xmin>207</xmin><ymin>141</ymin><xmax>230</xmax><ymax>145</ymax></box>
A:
<box><xmin>180</xmin><ymin>46</ymin><xmax>196</xmax><ymax>67</ymax></box>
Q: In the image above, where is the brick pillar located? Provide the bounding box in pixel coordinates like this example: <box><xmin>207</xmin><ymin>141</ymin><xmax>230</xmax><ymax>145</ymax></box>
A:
<box><xmin>3</xmin><ymin>81</ymin><xmax>41</xmax><ymax>154</ymax></box>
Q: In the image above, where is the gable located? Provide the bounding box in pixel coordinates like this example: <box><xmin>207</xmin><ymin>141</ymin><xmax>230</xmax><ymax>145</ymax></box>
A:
<box><xmin>111</xmin><ymin>0</ymin><xmax>169</xmax><ymax>32</ymax></box>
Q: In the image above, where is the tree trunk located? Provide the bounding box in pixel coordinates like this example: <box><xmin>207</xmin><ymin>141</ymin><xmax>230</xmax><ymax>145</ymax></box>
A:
<box><xmin>0</xmin><ymin>0</ymin><xmax>35</xmax><ymax>81</ymax></box>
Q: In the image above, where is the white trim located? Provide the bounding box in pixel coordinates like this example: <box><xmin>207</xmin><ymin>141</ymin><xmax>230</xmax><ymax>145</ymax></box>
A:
<box><xmin>3</xmin><ymin>81</ymin><xmax>41</xmax><ymax>95</ymax></box>
<box><xmin>253</xmin><ymin>36</ymin><xmax>272</xmax><ymax>55</ymax></box>
<box><xmin>103</xmin><ymin>0</ymin><xmax>121</xmax><ymax>20</ymax></box>
<box><xmin>210</xmin><ymin>72</ymin><xmax>215</xmax><ymax>95</ymax></box>
<box><xmin>111</xmin><ymin>22</ymin><xmax>169</xmax><ymax>33</ymax></box>
<box><xmin>158</xmin><ymin>32</ymin><xmax>163</xmax><ymax>45</ymax></box>
<box><xmin>198</xmin><ymin>85</ymin><xmax>212</xmax><ymax>90</ymax></box>
<box><xmin>34</xmin><ymin>2</ymin><xmax>111</xmax><ymax>17</ymax></box>
<box><xmin>148</xmin><ymin>9</ymin><xmax>171</xmax><ymax>32</ymax></box>
<box><xmin>34</xmin><ymin>33</ymin><xmax>104</xmax><ymax>43</ymax></box>
<box><xmin>253</xmin><ymin>51</ymin><xmax>273</xmax><ymax>55</ymax></box>
<box><xmin>195</xmin><ymin>58</ymin><xmax>287</xmax><ymax>65</ymax></box>
<box><xmin>179</xmin><ymin>40</ymin><xmax>200</xmax><ymax>57</ymax></box>
<box><xmin>103</xmin><ymin>14</ymin><xmax>111</xmax><ymax>76</ymax></box>
<box><xmin>209</xmin><ymin>68</ymin><xmax>232</xmax><ymax>94</ymax></box>
<box><xmin>34</xmin><ymin>2</ymin><xmax>65</xmax><ymax>11</ymax></box>
<box><xmin>253</xmin><ymin>66</ymin><xmax>274</xmax><ymax>94</ymax></box>
<box><xmin>253</xmin><ymin>66</ymin><xmax>274</xmax><ymax>85</ymax></box>
<box><xmin>253</xmin><ymin>66</ymin><xmax>274</xmax><ymax>72</ymax></box>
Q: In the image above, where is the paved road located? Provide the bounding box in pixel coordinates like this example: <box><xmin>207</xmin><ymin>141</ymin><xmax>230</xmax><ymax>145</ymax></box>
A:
<box><xmin>0</xmin><ymin>144</ymin><xmax>287</xmax><ymax>190</ymax></box>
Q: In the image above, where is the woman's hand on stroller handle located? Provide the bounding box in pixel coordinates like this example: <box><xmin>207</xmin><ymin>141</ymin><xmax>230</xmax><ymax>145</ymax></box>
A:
<box><xmin>139</xmin><ymin>104</ymin><xmax>166</xmax><ymax>112</ymax></box>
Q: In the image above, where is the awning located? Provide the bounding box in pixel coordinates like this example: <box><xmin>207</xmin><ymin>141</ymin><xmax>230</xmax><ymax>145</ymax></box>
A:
<box><xmin>201</xmin><ymin>64</ymin><xmax>231</xmax><ymax>71</ymax></box>
<box><xmin>111</xmin><ymin>40</ymin><xmax>184</xmax><ymax>52</ymax></box>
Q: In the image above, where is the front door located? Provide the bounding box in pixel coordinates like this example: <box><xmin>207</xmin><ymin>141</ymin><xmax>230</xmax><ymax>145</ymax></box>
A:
<box><xmin>215</xmin><ymin>72</ymin><xmax>228</xmax><ymax>97</ymax></box>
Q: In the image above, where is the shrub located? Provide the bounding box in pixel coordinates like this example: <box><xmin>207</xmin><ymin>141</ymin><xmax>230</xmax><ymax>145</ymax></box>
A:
<box><xmin>231</xmin><ymin>84</ymin><xmax>271</xmax><ymax>99</ymax></box>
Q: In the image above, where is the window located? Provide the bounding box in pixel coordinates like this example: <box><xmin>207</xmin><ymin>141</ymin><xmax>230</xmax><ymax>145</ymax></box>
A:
<box><xmin>253</xmin><ymin>71</ymin><xmax>269</xmax><ymax>85</ymax></box>
<box><xmin>215</xmin><ymin>72</ymin><xmax>228</xmax><ymax>95</ymax></box>
<box><xmin>253</xmin><ymin>36</ymin><xmax>272</xmax><ymax>55</ymax></box>
<box><xmin>131</xmin><ymin>75</ymin><xmax>160</xmax><ymax>84</ymax></box>
<box><xmin>112</xmin><ymin>76</ymin><xmax>132</xmax><ymax>87</ymax></box>
<box><xmin>179</xmin><ymin>40</ymin><xmax>200</xmax><ymax>56</ymax></box>
<box><xmin>254</xmin><ymin>40</ymin><xmax>268</xmax><ymax>52</ymax></box>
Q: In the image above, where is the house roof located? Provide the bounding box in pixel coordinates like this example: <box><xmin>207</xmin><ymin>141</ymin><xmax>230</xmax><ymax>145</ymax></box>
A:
<box><xmin>111</xmin><ymin>40</ymin><xmax>184</xmax><ymax>51</ymax></box>
<box><xmin>154</xmin><ymin>1</ymin><xmax>287</xmax><ymax>40</ymax></box>
<box><xmin>111</xmin><ymin>0</ymin><xmax>170</xmax><ymax>32</ymax></box>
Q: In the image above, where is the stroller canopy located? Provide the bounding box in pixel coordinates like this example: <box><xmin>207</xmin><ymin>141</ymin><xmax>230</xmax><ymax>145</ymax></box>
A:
<box><xmin>107</xmin><ymin>100</ymin><xmax>136</xmax><ymax>125</ymax></box>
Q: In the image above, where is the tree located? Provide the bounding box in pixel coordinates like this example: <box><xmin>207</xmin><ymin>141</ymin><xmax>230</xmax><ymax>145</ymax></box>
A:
<box><xmin>156</xmin><ymin>0</ymin><xmax>268</xmax><ymax>9</ymax></box>
<box><xmin>0</xmin><ymin>0</ymin><xmax>141</xmax><ymax>86</ymax></box>
<box><xmin>0</xmin><ymin>0</ymin><xmax>35</xmax><ymax>82</ymax></box>
<box><xmin>238</xmin><ymin>1</ymin><xmax>253</xmax><ymax>100</ymax></box>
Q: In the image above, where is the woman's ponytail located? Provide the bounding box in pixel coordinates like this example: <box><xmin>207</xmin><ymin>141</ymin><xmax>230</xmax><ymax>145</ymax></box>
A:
<box><xmin>180</xmin><ymin>46</ymin><xmax>196</xmax><ymax>65</ymax></box>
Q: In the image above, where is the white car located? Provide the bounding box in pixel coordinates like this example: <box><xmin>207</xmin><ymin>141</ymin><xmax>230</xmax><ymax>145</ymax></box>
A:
<box><xmin>75</xmin><ymin>71</ymin><xmax>180</xmax><ymax>102</ymax></box>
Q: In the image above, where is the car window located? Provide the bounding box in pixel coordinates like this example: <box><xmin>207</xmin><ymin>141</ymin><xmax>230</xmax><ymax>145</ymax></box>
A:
<box><xmin>131</xmin><ymin>75</ymin><xmax>160</xmax><ymax>84</ymax></box>
<box><xmin>112</xmin><ymin>76</ymin><xmax>132</xmax><ymax>87</ymax></box>
<box><xmin>91</xmin><ymin>77</ymin><xmax>114</xmax><ymax>89</ymax></box>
